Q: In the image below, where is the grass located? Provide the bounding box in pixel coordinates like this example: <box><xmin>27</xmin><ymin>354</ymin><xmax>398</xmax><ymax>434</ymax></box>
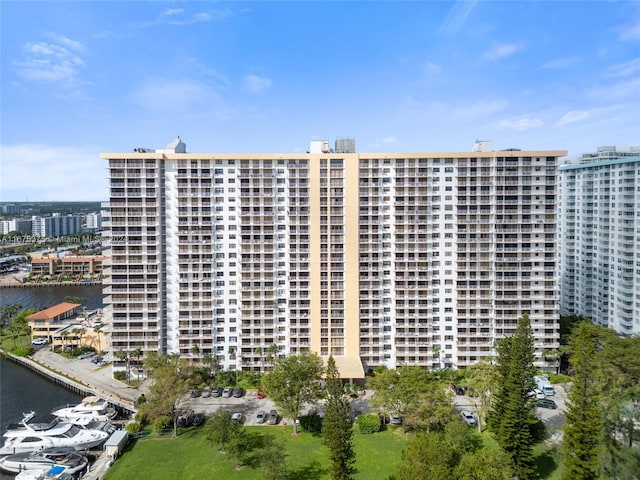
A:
<box><xmin>104</xmin><ymin>425</ymin><xmax>563</xmax><ymax>480</ymax></box>
<box><xmin>104</xmin><ymin>425</ymin><xmax>407</xmax><ymax>480</ymax></box>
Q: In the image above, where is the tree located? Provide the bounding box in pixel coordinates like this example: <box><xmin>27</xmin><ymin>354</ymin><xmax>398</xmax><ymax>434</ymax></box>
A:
<box><xmin>261</xmin><ymin>352</ymin><xmax>324</xmax><ymax>435</ymax></box>
<box><xmin>266</xmin><ymin>343</ymin><xmax>279</xmax><ymax>369</ymax></box>
<box><xmin>368</xmin><ymin>366</ymin><xmax>453</xmax><ymax>431</ymax></box>
<box><xmin>115</xmin><ymin>350</ymin><xmax>130</xmax><ymax>382</ymax></box>
<box><xmin>93</xmin><ymin>324</ymin><xmax>103</xmax><ymax>353</ymax></box>
<box><xmin>205</xmin><ymin>410</ymin><xmax>242</xmax><ymax>454</ymax></box>
<box><xmin>490</xmin><ymin>314</ymin><xmax>537</xmax><ymax>480</ymax></box>
<box><xmin>322</xmin><ymin>356</ymin><xmax>356</xmax><ymax>480</ymax></box>
<box><xmin>455</xmin><ymin>447</ymin><xmax>514</xmax><ymax>480</ymax></box>
<box><xmin>465</xmin><ymin>359</ymin><xmax>498</xmax><ymax>432</ymax></box>
<box><xmin>228</xmin><ymin>427</ymin><xmax>251</xmax><ymax>469</ymax></box>
<box><xmin>562</xmin><ymin>322</ymin><xmax>605</xmax><ymax>480</ymax></box>
<box><xmin>1</xmin><ymin>303</ymin><xmax>22</xmax><ymax>328</ymax></box>
<box><xmin>260</xmin><ymin>434</ymin><xmax>288</xmax><ymax>480</ymax></box>
<box><xmin>140</xmin><ymin>352</ymin><xmax>192</xmax><ymax>438</ymax></box>
<box><xmin>396</xmin><ymin>432</ymin><xmax>457</xmax><ymax>480</ymax></box>
<box><xmin>413</xmin><ymin>381</ymin><xmax>455</xmax><ymax>433</ymax></box>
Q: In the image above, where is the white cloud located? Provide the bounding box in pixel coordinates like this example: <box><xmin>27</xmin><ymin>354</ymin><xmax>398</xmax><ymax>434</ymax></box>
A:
<box><xmin>0</xmin><ymin>144</ymin><xmax>105</xmax><ymax>201</ymax></box>
<box><xmin>242</xmin><ymin>75</ymin><xmax>272</xmax><ymax>95</ymax></box>
<box><xmin>46</xmin><ymin>33</ymin><xmax>86</xmax><ymax>52</ymax></box>
<box><xmin>440</xmin><ymin>0</ymin><xmax>479</xmax><ymax>35</ymax></box>
<box><xmin>131</xmin><ymin>79</ymin><xmax>219</xmax><ymax>110</ymax></box>
<box><xmin>498</xmin><ymin>117</ymin><xmax>543</xmax><ymax>131</ymax></box>
<box><xmin>617</xmin><ymin>20</ymin><xmax>640</xmax><ymax>41</ymax></box>
<box><xmin>539</xmin><ymin>57</ymin><xmax>579</xmax><ymax>70</ymax></box>
<box><xmin>555</xmin><ymin>110</ymin><xmax>590</xmax><ymax>127</ymax></box>
<box><xmin>14</xmin><ymin>35</ymin><xmax>86</xmax><ymax>87</ymax></box>
<box><xmin>382</xmin><ymin>136</ymin><xmax>397</xmax><ymax>144</ymax></box>
<box><xmin>161</xmin><ymin>8</ymin><xmax>184</xmax><ymax>17</ymax></box>
<box><xmin>423</xmin><ymin>62</ymin><xmax>443</xmax><ymax>75</ymax></box>
<box><xmin>605</xmin><ymin>57</ymin><xmax>640</xmax><ymax>78</ymax></box>
<box><xmin>483</xmin><ymin>43</ymin><xmax>522</xmax><ymax>61</ymax></box>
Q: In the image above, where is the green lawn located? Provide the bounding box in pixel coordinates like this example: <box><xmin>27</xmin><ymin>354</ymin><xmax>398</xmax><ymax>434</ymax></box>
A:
<box><xmin>104</xmin><ymin>426</ymin><xmax>407</xmax><ymax>480</ymax></box>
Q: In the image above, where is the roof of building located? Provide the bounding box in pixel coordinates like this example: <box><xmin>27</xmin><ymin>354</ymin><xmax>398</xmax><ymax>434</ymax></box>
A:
<box><xmin>323</xmin><ymin>355</ymin><xmax>365</xmax><ymax>379</ymax></box>
<box><xmin>27</xmin><ymin>302</ymin><xmax>82</xmax><ymax>321</ymax></box>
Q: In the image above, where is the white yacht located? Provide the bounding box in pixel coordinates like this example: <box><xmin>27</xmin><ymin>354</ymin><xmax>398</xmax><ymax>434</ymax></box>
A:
<box><xmin>0</xmin><ymin>446</ymin><xmax>88</xmax><ymax>474</ymax></box>
<box><xmin>51</xmin><ymin>396</ymin><xmax>117</xmax><ymax>424</ymax></box>
<box><xmin>0</xmin><ymin>412</ymin><xmax>109</xmax><ymax>456</ymax></box>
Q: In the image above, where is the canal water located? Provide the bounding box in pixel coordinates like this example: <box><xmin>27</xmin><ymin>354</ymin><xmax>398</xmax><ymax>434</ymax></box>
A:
<box><xmin>0</xmin><ymin>285</ymin><xmax>104</xmax><ymax>479</ymax></box>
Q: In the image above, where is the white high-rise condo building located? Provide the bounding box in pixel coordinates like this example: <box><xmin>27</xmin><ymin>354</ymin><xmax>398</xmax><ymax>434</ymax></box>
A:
<box><xmin>559</xmin><ymin>146</ymin><xmax>640</xmax><ymax>335</ymax></box>
<box><xmin>102</xmin><ymin>138</ymin><xmax>565</xmax><ymax>377</ymax></box>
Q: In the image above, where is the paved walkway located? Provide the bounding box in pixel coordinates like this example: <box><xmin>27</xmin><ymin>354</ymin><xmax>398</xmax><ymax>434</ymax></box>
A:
<box><xmin>30</xmin><ymin>347</ymin><xmax>150</xmax><ymax>409</ymax></box>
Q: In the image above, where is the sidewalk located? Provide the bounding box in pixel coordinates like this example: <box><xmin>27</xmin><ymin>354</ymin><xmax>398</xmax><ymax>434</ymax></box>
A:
<box><xmin>30</xmin><ymin>347</ymin><xmax>149</xmax><ymax>410</ymax></box>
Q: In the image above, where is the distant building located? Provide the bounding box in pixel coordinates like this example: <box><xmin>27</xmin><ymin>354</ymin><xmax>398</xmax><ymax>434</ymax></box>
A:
<box><xmin>1</xmin><ymin>204</ymin><xmax>21</xmax><ymax>215</ymax></box>
<box><xmin>32</xmin><ymin>215</ymin><xmax>82</xmax><ymax>238</ymax></box>
<box><xmin>28</xmin><ymin>302</ymin><xmax>82</xmax><ymax>342</ymax></box>
<box><xmin>0</xmin><ymin>219</ymin><xmax>32</xmax><ymax>235</ymax></box>
<box><xmin>559</xmin><ymin>146</ymin><xmax>640</xmax><ymax>335</ymax></box>
<box><xmin>85</xmin><ymin>213</ymin><xmax>102</xmax><ymax>231</ymax></box>
<box><xmin>31</xmin><ymin>256</ymin><xmax>106</xmax><ymax>276</ymax></box>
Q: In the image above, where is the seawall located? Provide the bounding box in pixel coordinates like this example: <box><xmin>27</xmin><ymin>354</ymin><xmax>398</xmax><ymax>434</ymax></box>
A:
<box><xmin>2</xmin><ymin>351</ymin><xmax>136</xmax><ymax>414</ymax></box>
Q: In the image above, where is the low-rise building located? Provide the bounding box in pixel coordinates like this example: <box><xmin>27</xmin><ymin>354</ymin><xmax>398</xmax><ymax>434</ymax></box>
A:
<box><xmin>28</xmin><ymin>302</ymin><xmax>82</xmax><ymax>342</ymax></box>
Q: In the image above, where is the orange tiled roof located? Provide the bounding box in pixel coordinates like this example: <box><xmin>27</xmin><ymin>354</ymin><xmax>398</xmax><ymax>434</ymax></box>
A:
<box><xmin>31</xmin><ymin>258</ymin><xmax>55</xmax><ymax>264</ymax></box>
<box><xmin>27</xmin><ymin>302</ymin><xmax>82</xmax><ymax>321</ymax></box>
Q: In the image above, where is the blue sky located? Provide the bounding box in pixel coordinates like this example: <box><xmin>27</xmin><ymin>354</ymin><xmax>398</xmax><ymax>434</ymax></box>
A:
<box><xmin>1</xmin><ymin>1</ymin><xmax>639</xmax><ymax>201</ymax></box>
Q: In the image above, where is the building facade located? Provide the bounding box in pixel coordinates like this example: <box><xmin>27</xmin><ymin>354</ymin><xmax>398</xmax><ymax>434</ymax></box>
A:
<box><xmin>32</xmin><ymin>215</ymin><xmax>82</xmax><ymax>238</ymax></box>
<box><xmin>559</xmin><ymin>146</ymin><xmax>640</xmax><ymax>335</ymax></box>
<box><xmin>102</xmin><ymin>138</ymin><xmax>565</xmax><ymax>376</ymax></box>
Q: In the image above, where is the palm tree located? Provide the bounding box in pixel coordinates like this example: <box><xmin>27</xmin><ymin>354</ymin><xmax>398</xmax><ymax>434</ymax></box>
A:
<box><xmin>116</xmin><ymin>350</ymin><xmax>130</xmax><ymax>382</ymax></box>
<box><xmin>93</xmin><ymin>325</ymin><xmax>103</xmax><ymax>353</ymax></box>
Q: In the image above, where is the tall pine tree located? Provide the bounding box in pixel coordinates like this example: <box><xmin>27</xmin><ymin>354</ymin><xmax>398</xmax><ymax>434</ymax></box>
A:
<box><xmin>562</xmin><ymin>322</ymin><xmax>604</xmax><ymax>480</ymax></box>
<box><xmin>491</xmin><ymin>314</ymin><xmax>537</xmax><ymax>480</ymax></box>
<box><xmin>322</xmin><ymin>356</ymin><xmax>356</xmax><ymax>480</ymax></box>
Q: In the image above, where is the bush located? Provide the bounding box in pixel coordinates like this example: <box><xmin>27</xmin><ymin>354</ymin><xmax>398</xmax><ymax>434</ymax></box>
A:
<box><xmin>125</xmin><ymin>422</ymin><xmax>142</xmax><ymax>434</ymax></box>
<box><xmin>114</xmin><ymin>371</ymin><xmax>126</xmax><ymax>381</ymax></box>
<box><xmin>357</xmin><ymin>414</ymin><xmax>381</xmax><ymax>434</ymax></box>
<box><xmin>299</xmin><ymin>413</ymin><xmax>323</xmax><ymax>433</ymax></box>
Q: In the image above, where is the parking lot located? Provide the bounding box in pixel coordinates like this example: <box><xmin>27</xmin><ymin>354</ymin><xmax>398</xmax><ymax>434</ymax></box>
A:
<box><xmin>453</xmin><ymin>383</ymin><xmax>568</xmax><ymax>433</ymax></box>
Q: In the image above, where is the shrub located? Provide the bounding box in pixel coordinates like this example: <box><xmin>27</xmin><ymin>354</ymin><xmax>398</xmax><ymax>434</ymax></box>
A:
<box><xmin>125</xmin><ymin>422</ymin><xmax>141</xmax><ymax>434</ymax></box>
<box><xmin>357</xmin><ymin>413</ymin><xmax>381</xmax><ymax>434</ymax></box>
<box><xmin>114</xmin><ymin>371</ymin><xmax>126</xmax><ymax>381</ymax></box>
<box><xmin>530</xmin><ymin>419</ymin><xmax>547</xmax><ymax>442</ymax></box>
<box><xmin>299</xmin><ymin>413</ymin><xmax>323</xmax><ymax>433</ymax></box>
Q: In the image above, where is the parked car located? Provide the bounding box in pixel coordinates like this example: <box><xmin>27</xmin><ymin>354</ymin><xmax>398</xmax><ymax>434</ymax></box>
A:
<box><xmin>460</xmin><ymin>411</ymin><xmax>477</xmax><ymax>426</ymax></box>
<box><xmin>232</xmin><ymin>387</ymin><xmax>245</xmax><ymax>398</ymax></box>
<box><xmin>91</xmin><ymin>356</ymin><xmax>103</xmax><ymax>364</ymax></box>
<box><xmin>77</xmin><ymin>352</ymin><xmax>95</xmax><ymax>360</ymax></box>
<box><xmin>529</xmin><ymin>389</ymin><xmax>545</xmax><ymax>400</ymax></box>
<box><xmin>537</xmin><ymin>398</ymin><xmax>557</xmax><ymax>409</ymax></box>
<box><xmin>190</xmin><ymin>389</ymin><xmax>201</xmax><ymax>398</ymax></box>
<box><xmin>451</xmin><ymin>384</ymin><xmax>465</xmax><ymax>396</ymax></box>
<box><xmin>177</xmin><ymin>409</ymin><xmax>194</xmax><ymax>427</ymax></box>
<box><xmin>390</xmin><ymin>415</ymin><xmax>403</xmax><ymax>425</ymax></box>
<box><xmin>222</xmin><ymin>387</ymin><xmax>233</xmax><ymax>398</ymax></box>
<box><xmin>230</xmin><ymin>412</ymin><xmax>244</xmax><ymax>423</ymax></box>
<box><xmin>257</xmin><ymin>387</ymin><xmax>266</xmax><ymax>399</ymax></box>
<box><xmin>191</xmin><ymin>412</ymin><xmax>205</xmax><ymax>427</ymax></box>
<box><xmin>31</xmin><ymin>337</ymin><xmax>48</xmax><ymax>346</ymax></box>
<box><xmin>201</xmin><ymin>386</ymin><xmax>211</xmax><ymax>398</ymax></box>
<box><xmin>211</xmin><ymin>386</ymin><xmax>223</xmax><ymax>397</ymax></box>
<box><xmin>256</xmin><ymin>410</ymin><xmax>266</xmax><ymax>424</ymax></box>
<box><xmin>267</xmin><ymin>410</ymin><xmax>279</xmax><ymax>425</ymax></box>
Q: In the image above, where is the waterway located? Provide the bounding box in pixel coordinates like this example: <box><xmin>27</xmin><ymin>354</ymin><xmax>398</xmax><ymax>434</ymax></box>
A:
<box><xmin>0</xmin><ymin>285</ymin><xmax>104</xmax><ymax>479</ymax></box>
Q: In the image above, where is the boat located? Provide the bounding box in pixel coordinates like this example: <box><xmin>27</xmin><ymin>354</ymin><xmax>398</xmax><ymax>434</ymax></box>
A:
<box><xmin>0</xmin><ymin>446</ymin><xmax>88</xmax><ymax>474</ymax></box>
<box><xmin>51</xmin><ymin>396</ymin><xmax>117</xmax><ymax>424</ymax></box>
<box><xmin>0</xmin><ymin>412</ymin><xmax>109</xmax><ymax>456</ymax></box>
<box><xmin>14</xmin><ymin>465</ymin><xmax>76</xmax><ymax>480</ymax></box>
